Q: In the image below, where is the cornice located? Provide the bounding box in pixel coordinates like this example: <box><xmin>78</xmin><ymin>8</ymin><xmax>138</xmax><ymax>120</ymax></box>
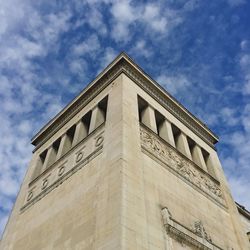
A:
<box><xmin>32</xmin><ymin>59</ymin><xmax>123</xmax><ymax>150</ymax></box>
<box><xmin>32</xmin><ymin>52</ymin><xmax>219</xmax><ymax>151</ymax></box>
<box><xmin>236</xmin><ymin>202</ymin><xmax>250</xmax><ymax>220</ymax></box>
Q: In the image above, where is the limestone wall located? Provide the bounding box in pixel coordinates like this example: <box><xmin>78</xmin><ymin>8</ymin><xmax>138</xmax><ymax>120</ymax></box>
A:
<box><xmin>0</xmin><ymin>75</ymin><xmax>124</xmax><ymax>250</ymax></box>
<box><xmin>120</xmin><ymin>73</ymin><xmax>249</xmax><ymax>249</ymax></box>
<box><xmin>1</xmin><ymin>71</ymin><xmax>249</xmax><ymax>250</ymax></box>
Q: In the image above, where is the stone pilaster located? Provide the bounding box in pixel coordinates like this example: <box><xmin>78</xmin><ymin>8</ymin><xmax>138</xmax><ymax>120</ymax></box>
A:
<box><xmin>176</xmin><ymin>132</ymin><xmax>192</xmax><ymax>160</ymax></box>
<box><xmin>158</xmin><ymin>119</ymin><xmax>175</xmax><ymax>147</ymax></box>
<box><xmin>42</xmin><ymin>146</ymin><xmax>56</xmax><ymax>170</ymax></box>
<box><xmin>56</xmin><ymin>133</ymin><xmax>72</xmax><ymax>160</ymax></box>
<box><xmin>141</xmin><ymin>105</ymin><xmax>157</xmax><ymax>133</ymax></box>
<box><xmin>72</xmin><ymin>120</ymin><xmax>88</xmax><ymax>147</ymax></box>
<box><xmin>89</xmin><ymin>106</ymin><xmax>105</xmax><ymax>133</ymax></box>
<box><xmin>191</xmin><ymin>144</ymin><xmax>208</xmax><ymax>171</ymax></box>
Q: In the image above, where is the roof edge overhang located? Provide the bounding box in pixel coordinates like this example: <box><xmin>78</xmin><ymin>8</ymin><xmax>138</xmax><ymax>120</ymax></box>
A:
<box><xmin>236</xmin><ymin>202</ymin><xmax>250</xmax><ymax>220</ymax></box>
<box><xmin>31</xmin><ymin>52</ymin><xmax>219</xmax><ymax>151</ymax></box>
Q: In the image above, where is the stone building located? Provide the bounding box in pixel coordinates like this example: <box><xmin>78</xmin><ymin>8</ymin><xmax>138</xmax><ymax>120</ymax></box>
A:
<box><xmin>236</xmin><ymin>202</ymin><xmax>250</xmax><ymax>244</ymax></box>
<box><xmin>0</xmin><ymin>52</ymin><xmax>249</xmax><ymax>249</ymax></box>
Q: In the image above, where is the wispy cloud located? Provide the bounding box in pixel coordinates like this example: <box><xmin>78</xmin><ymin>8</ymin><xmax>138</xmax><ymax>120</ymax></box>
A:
<box><xmin>109</xmin><ymin>0</ymin><xmax>183</xmax><ymax>43</ymax></box>
<box><xmin>157</xmin><ymin>74</ymin><xmax>191</xmax><ymax>96</ymax></box>
<box><xmin>71</xmin><ymin>34</ymin><xmax>100</xmax><ymax>57</ymax></box>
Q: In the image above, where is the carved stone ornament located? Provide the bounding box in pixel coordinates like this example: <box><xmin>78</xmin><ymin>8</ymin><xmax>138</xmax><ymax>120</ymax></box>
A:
<box><xmin>140</xmin><ymin>126</ymin><xmax>225</xmax><ymax>207</ymax></box>
<box><xmin>41</xmin><ymin>179</ymin><xmax>48</xmax><ymax>190</ymax></box>
<box><xmin>27</xmin><ymin>191</ymin><xmax>33</xmax><ymax>201</ymax></box>
<box><xmin>193</xmin><ymin>221</ymin><xmax>212</xmax><ymax>243</ymax></box>
<box><xmin>161</xmin><ymin>207</ymin><xmax>223</xmax><ymax>250</ymax></box>
<box><xmin>76</xmin><ymin>151</ymin><xmax>84</xmax><ymax>163</ymax></box>
<box><xmin>95</xmin><ymin>136</ymin><xmax>104</xmax><ymax>147</ymax></box>
<box><xmin>21</xmin><ymin>128</ymin><xmax>104</xmax><ymax>212</ymax></box>
<box><xmin>58</xmin><ymin>165</ymin><xmax>65</xmax><ymax>177</ymax></box>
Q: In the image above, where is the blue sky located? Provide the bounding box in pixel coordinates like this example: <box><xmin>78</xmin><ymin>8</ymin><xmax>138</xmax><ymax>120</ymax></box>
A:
<box><xmin>0</xmin><ymin>0</ymin><xmax>250</xmax><ymax>236</ymax></box>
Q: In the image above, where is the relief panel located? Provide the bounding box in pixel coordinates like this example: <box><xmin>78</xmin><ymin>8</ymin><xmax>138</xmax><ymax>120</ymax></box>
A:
<box><xmin>21</xmin><ymin>126</ymin><xmax>105</xmax><ymax>212</ymax></box>
<box><xmin>140</xmin><ymin>125</ymin><xmax>226</xmax><ymax>208</ymax></box>
<box><xmin>161</xmin><ymin>207</ymin><xmax>224</xmax><ymax>250</ymax></box>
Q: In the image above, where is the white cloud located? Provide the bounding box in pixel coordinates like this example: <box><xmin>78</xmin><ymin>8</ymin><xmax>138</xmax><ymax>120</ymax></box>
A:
<box><xmin>242</xmin><ymin>104</ymin><xmax>250</xmax><ymax>132</ymax></box>
<box><xmin>110</xmin><ymin>0</ymin><xmax>136</xmax><ymax>42</ymax></box>
<box><xmin>71</xmin><ymin>34</ymin><xmax>100</xmax><ymax>56</ymax></box>
<box><xmin>0</xmin><ymin>175</ymin><xmax>20</xmax><ymax>197</ymax></box>
<box><xmin>111</xmin><ymin>1</ymin><xmax>136</xmax><ymax>23</ymax></box>
<box><xmin>240</xmin><ymin>54</ymin><xmax>250</xmax><ymax>68</ymax></box>
<box><xmin>97</xmin><ymin>47</ymin><xmax>117</xmax><ymax>73</ymax></box>
<box><xmin>85</xmin><ymin>7</ymin><xmax>107</xmax><ymax>35</ymax></box>
<box><xmin>0</xmin><ymin>0</ymin><xmax>30</xmax><ymax>36</ymax></box>
<box><xmin>0</xmin><ymin>1</ymin><xmax>74</xmax><ymax>236</ymax></box>
<box><xmin>17</xmin><ymin>120</ymin><xmax>33</xmax><ymax>135</ymax></box>
<box><xmin>239</xmin><ymin>41</ymin><xmax>250</xmax><ymax>95</ymax></box>
<box><xmin>157</xmin><ymin>74</ymin><xmax>191</xmax><ymax>95</ymax></box>
<box><xmin>110</xmin><ymin>1</ymin><xmax>182</xmax><ymax>43</ymax></box>
<box><xmin>69</xmin><ymin>59</ymin><xmax>87</xmax><ymax>76</ymax></box>
<box><xmin>143</xmin><ymin>4</ymin><xmax>172</xmax><ymax>32</ymax></box>
<box><xmin>0</xmin><ymin>215</ymin><xmax>8</xmax><ymax>237</ymax></box>
<box><xmin>0</xmin><ymin>0</ymin><xmax>249</xmax><ymax>240</ymax></box>
<box><xmin>219</xmin><ymin>102</ymin><xmax>250</xmax><ymax>206</ymax></box>
<box><xmin>129</xmin><ymin>40</ymin><xmax>152</xmax><ymax>58</ymax></box>
<box><xmin>220</xmin><ymin>107</ymin><xmax>238</xmax><ymax>126</ymax></box>
<box><xmin>228</xmin><ymin>176</ymin><xmax>250</xmax><ymax>209</ymax></box>
<box><xmin>240</xmin><ymin>40</ymin><xmax>250</xmax><ymax>51</ymax></box>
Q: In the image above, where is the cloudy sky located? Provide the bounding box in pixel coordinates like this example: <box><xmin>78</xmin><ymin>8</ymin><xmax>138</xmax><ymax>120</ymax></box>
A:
<box><xmin>0</xmin><ymin>0</ymin><xmax>250</xmax><ymax>236</ymax></box>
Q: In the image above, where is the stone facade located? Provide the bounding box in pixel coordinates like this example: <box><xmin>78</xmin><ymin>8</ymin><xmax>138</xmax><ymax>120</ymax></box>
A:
<box><xmin>0</xmin><ymin>53</ymin><xmax>249</xmax><ymax>249</ymax></box>
<box><xmin>236</xmin><ymin>203</ymin><xmax>250</xmax><ymax>243</ymax></box>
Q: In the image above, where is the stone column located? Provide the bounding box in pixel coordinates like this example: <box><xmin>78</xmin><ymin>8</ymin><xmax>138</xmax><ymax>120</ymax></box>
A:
<box><xmin>191</xmin><ymin>145</ymin><xmax>208</xmax><ymax>171</ymax></box>
<box><xmin>89</xmin><ymin>106</ymin><xmax>105</xmax><ymax>133</ymax></box>
<box><xmin>42</xmin><ymin>146</ymin><xmax>57</xmax><ymax>170</ymax></box>
<box><xmin>176</xmin><ymin>132</ymin><xmax>192</xmax><ymax>160</ymax></box>
<box><xmin>56</xmin><ymin>133</ymin><xmax>72</xmax><ymax>160</ymax></box>
<box><xmin>159</xmin><ymin>119</ymin><xmax>175</xmax><ymax>147</ymax></box>
<box><xmin>206</xmin><ymin>155</ymin><xmax>217</xmax><ymax>178</ymax></box>
<box><xmin>72</xmin><ymin>120</ymin><xmax>88</xmax><ymax>147</ymax></box>
<box><xmin>141</xmin><ymin>105</ymin><xmax>157</xmax><ymax>133</ymax></box>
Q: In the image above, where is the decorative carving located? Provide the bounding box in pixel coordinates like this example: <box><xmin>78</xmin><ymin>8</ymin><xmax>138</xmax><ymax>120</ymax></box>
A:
<box><xmin>161</xmin><ymin>207</ymin><xmax>223</xmax><ymax>250</ymax></box>
<box><xmin>27</xmin><ymin>191</ymin><xmax>33</xmax><ymax>201</ymax></box>
<box><xmin>95</xmin><ymin>136</ymin><xmax>104</xmax><ymax>147</ymax></box>
<box><xmin>193</xmin><ymin>221</ymin><xmax>212</xmax><ymax>243</ymax></box>
<box><xmin>140</xmin><ymin>126</ymin><xmax>225</xmax><ymax>206</ymax></box>
<box><xmin>58</xmin><ymin>165</ymin><xmax>65</xmax><ymax>176</ymax></box>
<box><xmin>41</xmin><ymin>179</ymin><xmax>48</xmax><ymax>190</ymax></box>
<box><xmin>76</xmin><ymin>151</ymin><xmax>84</xmax><ymax>163</ymax></box>
<box><xmin>22</xmin><ymin>128</ymin><xmax>105</xmax><ymax>212</ymax></box>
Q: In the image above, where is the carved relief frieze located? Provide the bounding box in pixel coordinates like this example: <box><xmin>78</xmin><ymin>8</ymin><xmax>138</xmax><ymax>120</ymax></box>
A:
<box><xmin>140</xmin><ymin>126</ymin><xmax>226</xmax><ymax>207</ymax></box>
<box><xmin>21</xmin><ymin>128</ymin><xmax>105</xmax><ymax>212</ymax></box>
<box><xmin>193</xmin><ymin>221</ymin><xmax>212</xmax><ymax>243</ymax></box>
<box><xmin>161</xmin><ymin>207</ymin><xmax>223</xmax><ymax>250</ymax></box>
